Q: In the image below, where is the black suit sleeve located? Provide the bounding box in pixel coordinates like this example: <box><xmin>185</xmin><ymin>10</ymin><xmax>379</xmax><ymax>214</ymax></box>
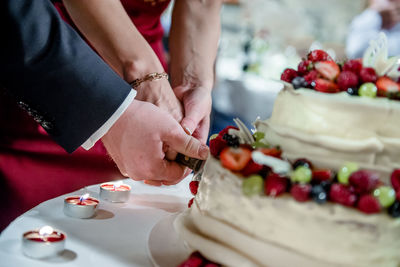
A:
<box><xmin>0</xmin><ymin>0</ymin><xmax>132</xmax><ymax>153</ymax></box>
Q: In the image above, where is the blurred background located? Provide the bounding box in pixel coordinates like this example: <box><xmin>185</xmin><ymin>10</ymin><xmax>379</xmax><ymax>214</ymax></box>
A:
<box><xmin>161</xmin><ymin>0</ymin><xmax>400</xmax><ymax>135</ymax></box>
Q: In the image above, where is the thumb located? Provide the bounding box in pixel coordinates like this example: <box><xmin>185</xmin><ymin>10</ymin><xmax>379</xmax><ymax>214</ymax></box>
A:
<box><xmin>165</xmin><ymin>128</ymin><xmax>209</xmax><ymax>160</ymax></box>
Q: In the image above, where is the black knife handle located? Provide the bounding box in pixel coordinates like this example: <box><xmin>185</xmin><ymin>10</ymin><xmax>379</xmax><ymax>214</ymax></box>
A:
<box><xmin>175</xmin><ymin>153</ymin><xmax>204</xmax><ymax>172</ymax></box>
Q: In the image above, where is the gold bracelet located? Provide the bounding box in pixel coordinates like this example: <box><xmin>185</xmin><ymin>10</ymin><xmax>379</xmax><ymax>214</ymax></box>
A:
<box><xmin>129</xmin><ymin>72</ymin><xmax>168</xmax><ymax>88</ymax></box>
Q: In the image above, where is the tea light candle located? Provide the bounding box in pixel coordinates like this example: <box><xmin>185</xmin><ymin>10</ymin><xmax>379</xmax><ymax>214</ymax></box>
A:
<box><xmin>22</xmin><ymin>226</ymin><xmax>66</xmax><ymax>259</ymax></box>
<box><xmin>63</xmin><ymin>193</ymin><xmax>99</xmax><ymax>218</ymax></box>
<box><xmin>100</xmin><ymin>181</ymin><xmax>131</xmax><ymax>202</ymax></box>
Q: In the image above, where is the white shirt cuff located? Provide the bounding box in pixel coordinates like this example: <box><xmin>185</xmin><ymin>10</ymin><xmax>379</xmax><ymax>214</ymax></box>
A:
<box><xmin>81</xmin><ymin>89</ymin><xmax>136</xmax><ymax>150</ymax></box>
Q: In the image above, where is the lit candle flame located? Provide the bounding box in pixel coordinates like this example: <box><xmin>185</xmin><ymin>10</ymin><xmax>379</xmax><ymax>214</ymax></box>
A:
<box><xmin>113</xmin><ymin>181</ymin><xmax>123</xmax><ymax>190</ymax></box>
<box><xmin>39</xmin><ymin>226</ymin><xmax>53</xmax><ymax>236</ymax></box>
<box><xmin>79</xmin><ymin>193</ymin><xmax>89</xmax><ymax>203</ymax></box>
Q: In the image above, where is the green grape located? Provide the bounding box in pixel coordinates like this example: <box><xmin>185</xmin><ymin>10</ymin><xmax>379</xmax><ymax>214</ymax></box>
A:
<box><xmin>290</xmin><ymin>166</ymin><xmax>312</xmax><ymax>184</ymax></box>
<box><xmin>252</xmin><ymin>141</ymin><xmax>269</xmax><ymax>149</ymax></box>
<box><xmin>209</xmin><ymin>133</ymin><xmax>218</xmax><ymax>141</ymax></box>
<box><xmin>242</xmin><ymin>175</ymin><xmax>264</xmax><ymax>196</ymax></box>
<box><xmin>253</xmin><ymin>132</ymin><xmax>265</xmax><ymax>142</ymax></box>
<box><xmin>373</xmin><ymin>186</ymin><xmax>396</xmax><ymax>208</ymax></box>
<box><xmin>337</xmin><ymin>162</ymin><xmax>359</xmax><ymax>185</ymax></box>
<box><xmin>358</xmin><ymin>83</ymin><xmax>377</xmax><ymax>98</ymax></box>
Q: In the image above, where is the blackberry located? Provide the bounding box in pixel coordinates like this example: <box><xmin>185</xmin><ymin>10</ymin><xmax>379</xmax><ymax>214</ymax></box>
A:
<box><xmin>311</xmin><ymin>184</ymin><xmax>328</xmax><ymax>204</ymax></box>
<box><xmin>388</xmin><ymin>201</ymin><xmax>400</xmax><ymax>218</ymax></box>
<box><xmin>293</xmin><ymin>158</ymin><xmax>313</xmax><ymax>170</ymax></box>
<box><xmin>222</xmin><ymin>133</ymin><xmax>239</xmax><ymax>147</ymax></box>
<box><xmin>291</xmin><ymin>76</ymin><xmax>308</xmax><ymax>89</ymax></box>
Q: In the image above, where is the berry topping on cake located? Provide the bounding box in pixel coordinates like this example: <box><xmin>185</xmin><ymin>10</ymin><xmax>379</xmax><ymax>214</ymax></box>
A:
<box><xmin>338</xmin><ymin>162</ymin><xmax>359</xmax><ymax>185</ymax></box>
<box><xmin>290</xmin><ymin>166</ymin><xmax>312</xmax><ymax>184</ymax></box>
<box><xmin>391</xmin><ymin>169</ymin><xmax>400</xmax><ymax>192</ymax></box>
<box><xmin>304</xmin><ymin>70</ymin><xmax>319</xmax><ymax>84</ymax></box>
<box><xmin>220</xmin><ymin>147</ymin><xmax>252</xmax><ymax>172</ymax></box>
<box><xmin>291</xmin><ymin>76</ymin><xmax>308</xmax><ymax>89</ymax></box>
<box><xmin>342</xmin><ymin>58</ymin><xmax>363</xmax><ymax>74</ymax></box>
<box><xmin>188</xmin><ymin>198</ymin><xmax>194</xmax><ymax>208</ymax></box>
<box><xmin>259</xmin><ymin>147</ymin><xmax>282</xmax><ymax>158</ymax></box>
<box><xmin>357</xmin><ymin>195</ymin><xmax>381</xmax><ymax>214</ymax></box>
<box><xmin>359</xmin><ymin>67</ymin><xmax>378</xmax><ymax>83</ymax></box>
<box><xmin>242</xmin><ymin>175</ymin><xmax>264</xmax><ymax>196</ymax></box>
<box><xmin>293</xmin><ymin>158</ymin><xmax>313</xmax><ymax>169</ymax></box>
<box><xmin>329</xmin><ymin>184</ymin><xmax>357</xmax><ymax>207</ymax></box>
<box><xmin>312</xmin><ymin>169</ymin><xmax>333</xmax><ymax>182</ymax></box>
<box><xmin>376</xmin><ymin>76</ymin><xmax>400</xmax><ymax>97</ymax></box>
<box><xmin>264</xmin><ymin>173</ymin><xmax>288</xmax><ymax>197</ymax></box>
<box><xmin>310</xmin><ymin>184</ymin><xmax>328</xmax><ymax>204</ymax></box>
<box><xmin>189</xmin><ymin>181</ymin><xmax>199</xmax><ymax>195</ymax></box>
<box><xmin>349</xmin><ymin>170</ymin><xmax>380</xmax><ymax>194</ymax></box>
<box><xmin>209</xmin><ymin>135</ymin><xmax>227</xmax><ymax>157</ymax></box>
<box><xmin>281</xmin><ymin>68</ymin><xmax>298</xmax><ymax>83</ymax></box>
<box><xmin>314</xmin><ymin>78</ymin><xmax>340</xmax><ymax>93</ymax></box>
<box><xmin>373</xmin><ymin>186</ymin><xmax>396</xmax><ymax>208</ymax></box>
<box><xmin>178</xmin><ymin>251</ymin><xmax>220</xmax><ymax>267</ymax></box>
<box><xmin>222</xmin><ymin>133</ymin><xmax>240</xmax><ymax>148</ymax></box>
<box><xmin>358</xmin><ymin>82</ymin><xmax>378</xmax><ymax>98</ymax></box>
<box><xmin>315</xmin><ymin>61</ymin><xmax>340</xmax><ymax>81</ymax></box>
<box><xmin>297</xmin><ymin>60</ymin><xmax>313</xmax><ymax>75</ymax></box>
<box><xmin>388</xmin><ymin>201</ymin><xmax>400</xmax><ymax>218</ymax></box>
<box><xmin>307</xmin><ymin>49</ymin><xmax>332</xmax><ymax>62</ymax></box>
<box><xmin>337</xmin><ymin>71</ymin><xmax>359</xmax><ymax>91</ymax></box>
<box><xmin>291</xmin><ymin>184</ymin><xmax>311</xmax><ymax>202</ymax></box>
<box><xmin>241</xmin><ymin>159</ymin><xmax>264</xmax><ymax>177</ymax></box>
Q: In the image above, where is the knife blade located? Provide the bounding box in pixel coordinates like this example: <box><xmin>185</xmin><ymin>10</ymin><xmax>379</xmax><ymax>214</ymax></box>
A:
<box><xmin>175</xmin><ymin>153</ymin><xmax>205</xmax><ymax>181</ymax></box>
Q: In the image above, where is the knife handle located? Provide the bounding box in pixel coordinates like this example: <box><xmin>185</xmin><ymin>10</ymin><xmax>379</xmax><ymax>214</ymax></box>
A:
<box><xmin>175</xmin><ymin>153</ymin><xmax>204</xmax><ymax>172</ymax></box>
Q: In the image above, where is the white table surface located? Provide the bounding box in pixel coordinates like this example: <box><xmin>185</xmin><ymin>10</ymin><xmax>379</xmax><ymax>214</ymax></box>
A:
<box><xmin>0</xmin><ymin>176</ymin><xmax>193</xmax><ymax>267</ymax></box>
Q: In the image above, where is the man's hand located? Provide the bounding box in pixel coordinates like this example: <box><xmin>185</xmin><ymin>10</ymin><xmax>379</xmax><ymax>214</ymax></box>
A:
<box><xmin>370</xmin><ymin>0</ymin><xmax>400</xmax><ymax>29</ymax></box>
<box><xmin>174</xmin><ymin>85</ymin><xmax>212</xmax><ymax>144</ymax></box>
<box><xmin>101</xmin><ymin>99</ymin><xmax>209</xmax><ymax>184</ymax></box>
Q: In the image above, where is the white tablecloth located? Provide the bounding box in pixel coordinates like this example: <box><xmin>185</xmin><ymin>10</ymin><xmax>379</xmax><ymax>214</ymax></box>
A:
<box><xmin>0</xmin><ymin>176</ymin><xmax>192</xmax><ymax>267</ymax></box>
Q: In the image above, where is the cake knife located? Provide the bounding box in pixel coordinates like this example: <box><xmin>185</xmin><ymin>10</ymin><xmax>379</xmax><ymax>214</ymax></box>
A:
<box><xmin>175</xmin><ymin>153</ymin><xmax>205</xmax><ymax>181</ymax></box>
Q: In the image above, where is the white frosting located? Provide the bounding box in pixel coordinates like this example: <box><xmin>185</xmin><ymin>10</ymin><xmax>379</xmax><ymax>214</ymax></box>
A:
<box><xmin>176</xmin><ymin>157</ymin><xmax>400</xmax><ymax>266</ymax></box>
<box><xmin>256</xmin><ymin>85</ymin><xmax>400</xmax><ymax>183</ymax></box>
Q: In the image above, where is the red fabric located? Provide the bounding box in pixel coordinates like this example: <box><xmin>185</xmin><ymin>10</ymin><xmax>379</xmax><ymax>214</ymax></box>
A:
<box><xmin>0</xmin><ymin>0</ymin><xmax>170</xmax><ymax>231</ymax></box>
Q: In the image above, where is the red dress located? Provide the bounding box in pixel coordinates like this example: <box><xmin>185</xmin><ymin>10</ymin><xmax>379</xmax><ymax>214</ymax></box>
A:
<box><xmin>0</xmin><ymin>0</ymin><xmax>170</xmax><ymax>231</ymax></box>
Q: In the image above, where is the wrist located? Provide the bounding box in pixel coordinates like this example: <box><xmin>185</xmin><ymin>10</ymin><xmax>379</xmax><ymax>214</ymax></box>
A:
<box><xmin>122</xmin><ymin>58</ymin><xmax>165</xmax><ymax>84</ymax></box>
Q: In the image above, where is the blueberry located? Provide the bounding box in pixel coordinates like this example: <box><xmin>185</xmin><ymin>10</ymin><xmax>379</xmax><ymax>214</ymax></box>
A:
<box><xmin>222</xmin><ymin>133</ymin><xmax>240</xmax><ymax>148</ymax></box>
<box><xmin>291</xmin><ymin>77</ymin><xmax>308</xmax><ymax>89</ymax></box>
<box><xmin>293</xmin><ymin>158</ymin><xmax>313</xmax><ymax>169</ymax></box>
<box><xmin>346</xmin><ymin>88</ymin><xmax>358</xmax><ymax>96</ymax></box>
<box><xmin>388</xmin><ymin>201</ymin><xmax>400</xmax><ymax>218</ymax></box>
<box><xmin>320</xmin><ymin>180</ymin><xmax>332</xmax><ymax>192</ymax></box>
<box><xmin>311</xmin><ymin>185</ymin><xmax>328</xmax><ymax>204</ymax></box>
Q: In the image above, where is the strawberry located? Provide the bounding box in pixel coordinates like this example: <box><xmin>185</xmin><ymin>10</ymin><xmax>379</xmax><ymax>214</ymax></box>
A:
<box><xmin>349</xmin><ymin>170</ymin><xmax>380</xmax><ymax>194</ymax></box>
<box><xmin>359</xmin><ymin>67</ymin><xmax>377</xmax><ymax>83</ymax></box>
<box><xmin>188</xmin><ymin>198</ymin><xmax>194</xmax><ymax>208</ymax></box>
<box><xmin>342</xmin><ymin>59</ymin><xmax>363</xmax><ymax>74</ymax></box>
<box><xmin>281</xmin><ymin>68</ymin><xmax>298</xmax><ymax>83</ymax></box>
<box><xmin>259</xmin><ymin>147</ymin><xmax>282</xmax><ymax>158</ymax></box>
<box><xmin>218</xmin><ymin>126</ymin><xmax>238</xmax><ymax>138</ymax></box>
<box><xmin>312</xmin><ymin>169</ymin><xmax>333</xmax><ymax>182</ymax></box>
<box><xmin>241</xmin><ymin>159</ymin><xmax>264</xmax><ymax>177</ymax></box>
<box><xmin>264</xmin><ymin>173</ymin><xmax>288</xmax><ymax>196</ymax></box>
<box><xmin>189</xmin><ymin>180</ymin><xmax>199</xmax><ymax>195</ymax></box>
<box><xmin>297</xmin><ymin>60</ymin><xmax>313</xmax><ymax>75</ymax></box>
<box><xmin>307</xmin><ymin>50</ymin><xmax>333</xmax><ymax>62</ymax></box>
<box><xmin>315</xmin><ymin>61</ymin><xmax>340</xmax><ymax>80</ymax></box>
<box><xmin>337</xmin><ymin>71</ymin><xmax>359</xmax><ymax>91</ymax></box>
<box><xmin>220</xmin><ymin>147</ymin><xmax>252</xmax><ymax>172</ymax></box>
<box><xmin>314</xmin><ymin>78</ymin><xmax>340</xmax><ymax>93</ymax></box>
<box><xmin>178</xmin><ymin>252</ymin><xmax>204</xmax><ymax>267</ymax></box>
<box><xmin>209</xmin><ymin>135</ymin><xmax>227</xmax><ymax>157</ymax></box>
<box><xmin>390</xmin><ymin>169</ymin><xmax>400</xmax><ymax>192</ymax></box>
<box><xmin>376</xmin><ymin>76</ymin><xmax>400</xmax><ymax>97</ymax></box>
<box><xmin>329</xmin><ymin>183</ymin><xmax>357</xmax><ymax>207</ymax></box>
<box><xmin>290</xmin><ymin>184</ymin><xmax>312</xmax><ymax>202</ymax></box>
<box><xmin>357</xmin><ymin>195</ymin><xmax>381</xmax><ymax>214</ymax></box>
<box><xmin>304</xmin><ymin>70</ymin><xmax>319</xmax><ymax>84</ymax></box>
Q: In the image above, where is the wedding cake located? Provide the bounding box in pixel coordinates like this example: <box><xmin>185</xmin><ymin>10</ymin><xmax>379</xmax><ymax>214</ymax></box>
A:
<box><xmin>175</xmin><ymin>34</ymin><xmax>400</xmax><ymax>267</ymax></box>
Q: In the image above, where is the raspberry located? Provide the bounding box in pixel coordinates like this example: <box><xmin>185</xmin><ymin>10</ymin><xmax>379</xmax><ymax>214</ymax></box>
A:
<box><xmin>391</xmin><ymin>169</ymin><xmax>400</xmax><ymax>192</ymax></box>
<box><xmin>329</xmin><ymin>183</ymin><xmax>357</xmax><ymax>207</ymax></box>
<box><xmin>241</xmin><ymin>159</ymin><xmax>263</xmax><ymax>177</ymax></box>
<box><xmin>357</xmin><ymin>195</ymin><xmax>381</xmax><ymax>214</ymax></box>
<box><xmin>342</xmin><ymin>59</ymin><xmax>363</xmax><ymax>74</ymax></box>
<box><xmin>264</xmin><ymin>173</ymin><xmax>288</xmax><ymax>196</ymax></box>
<box><xmin>280</xmin><ymin>68</ymin><xmax>298</xmax><ymax>83</ymax></box>
<box><xmin>312</xmin><ymin>169</ymin><xmax>333</xmax><ymax>182</ymax></box>
<box><xmin>297</xmin><ymin>60</ymin><xmax>313</xmax><ymax>75</ymax></box>
<box><xmin>290</xmin><ymin>184</ymin><xmax>311</xmax><ymax>202</ymax></box>
<box><xmin>359</xmin><ymin>67</ymin><xmax>377</xmax><ymax>83</ymax></box>
<box><xmin>204</xmin><ymin>264</ymin><xmax>219</xmax><ymax>267</ymax></box>
<box><xmin>188</xmin><ymin>198</ymin><xmax>194</xmax><ymax>208</ymax></box>
<box><xmin>209</xmin><ymin>135</ymin><xmax>227</xmax><ymax>157</ymax></box>
<box><xmin>337</xmin><ymin>71</ymin><xmax>359</xmax><ymax>91</ymax></box>
<box><xmin>397</xmin><ymin>191</ymin><xmax>400</xmax><ymax>201</ymax></box>
<box><xmin>189</xmin><ymin>181</ymin><xmax>199</xmax><ymax>195</ymax></box>
<box><xmin>178</xmin><ymin>252</ymin><xmax>204</xmax><ymax>267</ymax></box>
<box><xmin>307</xmin><ymin>49</ymin><xmax>333</xmax><ymax>62</ymax></box>
<box><xmin>304</xmin><ymin>70</ymin><xmax>319</xmax><ymax>84</ymax></box>
<box><xmin>349</xmin><ymin>170</ymin><xmax>380</xmax><ymax>194</ymax></box>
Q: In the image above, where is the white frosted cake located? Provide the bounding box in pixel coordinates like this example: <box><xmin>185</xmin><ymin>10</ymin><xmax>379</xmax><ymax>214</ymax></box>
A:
<box><xmin>175</xmin><ymin>34</ymin><xmax>400</xmax><ymax>267</ymax></box>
